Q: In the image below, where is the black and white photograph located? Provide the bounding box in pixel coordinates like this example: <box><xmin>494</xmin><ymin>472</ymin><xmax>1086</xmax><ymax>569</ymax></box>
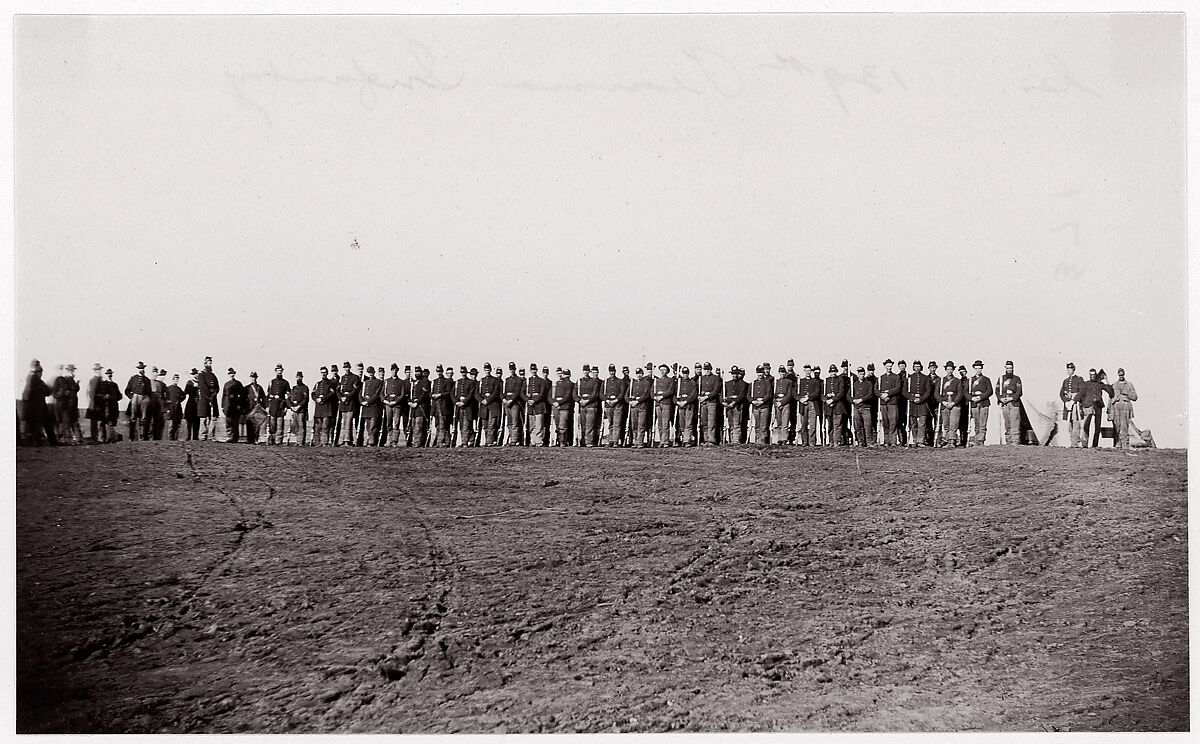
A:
<box><xmin>8</xmin><ymin>2</ymin><xmax>1191</xmax><ymax>736</ymax></box>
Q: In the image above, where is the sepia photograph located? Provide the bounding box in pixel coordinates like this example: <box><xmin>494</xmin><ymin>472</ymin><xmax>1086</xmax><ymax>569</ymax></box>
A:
<box><xmin>9</xmin><ymin>2</ymin><xmax>1190</xmax><ymax>736</ymax></box>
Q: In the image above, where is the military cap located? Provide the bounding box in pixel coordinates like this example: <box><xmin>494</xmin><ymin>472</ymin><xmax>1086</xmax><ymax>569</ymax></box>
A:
<box><xmin>172</xmin><ymin>373</ymin><xmax>180</xmax><ymax>379</ymax></box>
<box><xmin>621</xmin><ymin>365</ymin><xmax>629</xmax><ymax>372</ymax></box>
<box><xmin>459</xmin><ymin>365</ymin><xmax>467</xmax><ymax>373</ymax></box>
<box><xmin>518</xmin><ymin>367</ymin><xmax>526</xmax><ymax>374</ymax></box>
<box><xmin>703</xmin><ymin>362</ymin><xmax>712</xmax><ymax>370</ymax></box>
<box><xmin>828</xmin><ymin>365</ymin><xmax>837</xmax><ymax>372</ymax></box>
<box><xmin>778</xmin><ymin>365</ymin><xmax>786</xmax><ymax>372</ymax></box>
<box><xmin>694</xmin><ymin>362</ymin><xmax>702</xmax><ymax>370</ymax></box>
<box><xmin>582</xmin><ymin>364</ymin><xmax>590</xmax><ymax>372</ymax></box>
<box><xmin>840</xmin><ymin>359</ymin><xmax>849</xmax><ymax>368</ymax></box>
<box><xmin>105</xmin><ymin>368</ymin><xmax>113</xmax><ymax>375</ymax></box>
<box><xmin>319</xmin><ymin>366</ymin><xmax>328</xmax><ymax>373</ymax></box>
<box><xmin>928</xmin><ymin>360</ymin><xmax>939</xmax><ymax>368</ymax></box>
<box><xmin>659</xmin><ymin>364</ymin><xmax>670</xmax><ymax>371</ymax></box>
<box><xmin>883</xmin><ymin>359</ymin><xmax>894</xmax><ymax>365</ymax></box>
<box><xmin>508</xmin><ymin>362</ymin><xmax>516</xmax><ymax>369</ymax></box>
<box><xmin>1066</xmin><ymin>362</ymin><xmax>1075</xmax><ymax>369</ymax></box>
<box><xmin>1088</xmin><ymin>367</ymin><xmax>1097</xmax><ymax>374</ymax></box>
<box><xmin>787</xmin><ymin>358</ymin><xmax>795</xmax><ymax>365</ymax></box>
<box><xmin>190</xmin><ymin>367</ymin><xmax>199</xmax><ymax>374</ymax></box>
<box><xmin>973</xmin><ymin>360</ymin><xmax>984</xmax><ymax>368</ymax></box>
<box><xmin>404</xmin><ymin>364</ymin><xmax>411</xmax><ymax>372</ymax></box>
<box><xmin>945</xmin><ymin>360</ymin><xmax>954</xmax><ymax>368</ymax></box>
<box><xmin>958</xmin><ymin>365</ymin><xmax>967</xmax><ymax>372</ymax></box>
<box><xmin>564</xmin><ymin>368</ymin><xmax>571</xmax><ymax>376</ymax></box>
<box><xmin>609</xmin><ymin>364</ymin><xmax>616</xmax><ymax>371</ymax></box>
<box><xmin>680</xmin><ymin>366</ymin><xmax>691</xmax><ymax>374</ymax></box>
<box><xmin>26</xmin><ymin>358</ymin><xmax>38</xmax><ymax>368</ymax></box>
<box><xmin>92</xmin><ymin>362</ymin><xmax>103</xmax><ymax>371</ymax></box>
<box><xmin>343</xmin><ymin>361</ymin><xmax>352</xmax><ymax>369</ymax></box>
<box><xmin>542</xmin><ymin>366</ymin><xmax>549</xmax><ymax>373</ymax></box>
<box><xmin>756</xmin><ymin>365</ymin><xmax>765</xmax><ymax>373</ymax></box>
<box><xmin>634</xmin><ymin>366</ymin><xmax>644</xmax><ymax>374</ymax></box>
<box><xmin>250</xmin><ymin>371</ymin><xmax>258</xmax><ymax>378</ymax></box>
<box><xmin>762</xmin><ymin>361</ymin><xmax>770</xmax><ymax>369</ymax></box>
<box><xmin>66</xmin><ymin>363</ymin><xmax>77</xmax><ymax>371</ymax></box>
<box><xmin>1002</xmin><ymin>360</ymin><xmax>1013</xmax><ymax>367</ymax></box>
<box><xmin>150</xmin><ymin>366</ymin><xmax>159</xmax><ymax>374</ymax></box>
<box><xmin>867</xmin><ymin>363</ymin><xmax>875</xmax><ymax>371</ymax></box>
<box><xmin>897</xmin><ymin>359</ymin><xmax>906</xmax><ymax>365</ymax></box>
<box><xmin>802</xmin><ymin>364</ymin><xmax>811</xmax><ymax>370</ymax></box>
<box><xmin>274</xmin><ymin>364</ymin><xmax>283</xmax><ymax>371</ymax></box>
<box><xmin>366</xmin><ymin>366</ymin><xmax>375</xmax><ymax>374</ymax></box>
<box><xmin>204</xmin><ymin>356</ymin><xmax>213</xmax><ymax>363</ymax></box>
<box><xmin>136</xmin><ymin>361</ymin><xmax>146</xmax><ymax>369</ymax></box>
<box><xmin>385</xmin><ymin>363</ymin><xmax>396</xmax><ymax>371</ymax></box>
<box><xmin>470</xmin><ymin>368</ymin><xmax>479</xmax><ymax>375</ymax></box>
<box><xmin>435</xmin><ymin>364</ymin><xmax>444</xmax><ymax>372</ymax></box>
<box><xmin>556</xmin><ymin>366</ymin><xmax>563</xmax><ymax>373</ymax></box>
<box><xmin>1117</xmin><ymin>367</ymin><xmax>1125</xmax><ymax>374</ymax></box>
<box><xmin>356</xmin><ymin>362</ymin><xmax>364</xmax><ymax>369</ymax></box>
<box><xmin>484</xmin><ymin>363</ymin><xmax>492</xmax><ymax>370</ymax></box>
<box><xmin>729</xmin><ymin>365</ymin><xmax>739</xmax><ymax>374</ymax></box>
<box><xmin>228</xmin><ymin>367</ymin><xmax>237</xmax><ymax>374</ymax></box>
<box><xmin>856</xmin><ymin>366</ymin><xmax>866</xmax><ymax>373</ymax></box>
<box><xmin>912</xmin><ymin>360</ymin><xmax>923</xmax><ymax>368</ymax></box>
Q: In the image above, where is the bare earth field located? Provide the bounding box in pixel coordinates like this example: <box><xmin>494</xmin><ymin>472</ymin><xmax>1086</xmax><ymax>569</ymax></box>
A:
<box><xmin>15</xmin><ymin>442</ymin><xmax>1188</xmax><ymax>733</ymax></box>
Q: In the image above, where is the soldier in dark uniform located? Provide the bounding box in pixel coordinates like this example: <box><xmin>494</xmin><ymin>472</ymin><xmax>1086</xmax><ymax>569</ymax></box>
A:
<box><xmin>148</xmin><ymin>367</ymin><xmax>168</xmax><ymax>440</ymax></box>
<box><xmin>51</xmin><ymin>364</ymin><xmax>82</xmax><ymax>444</ymax></box>
<box><xmin>382</xmin><ymin>364</ymin><xmax>407</xmax><ymax>447</ymax></box>
<box><xmin>221</xmin><ymin>368</ymin><xmax>245</xmax><ymax>443</ymax></box>
<box><xmin>327</xmin><ymin>360</ymin><xmax>342</xmax><ymax>444</ymax></box>
<box><xmin>601</xmin><ymin>364</ymin><xmax>627</xmax><ymax>447</ymax></box>
<box><xmin>359</xmin><ymin>366</ymin><xmax>384</xmax><ymax>446</ymax></box>
<box><xmin>997</xmin><ymin>361</ymin><xmax>1023</xmax><ymax>445</ymax></box>
<box><xmin>426</xmin><ymin>365</ymin><xmax>450</xmax><ymax>447</ymax></box>
<box><xmin>866</xmin><ymin>363</ymin><xmax>879</xmax><ymax>445</ymax></box>
<box><xmin>525</xmin><ymin>364</ymin><xmax>551</xmax><ymax>447</ymax></box>
<box><xmin>407</xmin><ymin>366</ymin><xmax>433</xmax><ymax>447</ymax></box>
<box><xmin>772</xmin><ymin>364</ymin><xmax>794</xmax><ymax>445</ymax></box>
<box><xmin>876</xmin><ymin>360</ymin><xmax>902</xmax><ymax>446</ymax></box>
<box><xmin>966</xmin><ymin>360</ymin><xmax>992</xmax><ymax>446</ymax></box>
<box><xmin>451</xmin><ymin>366</ymin><xmax>476</xmax><ymax>446</ymax></box>
<box><xmin>574</xmin><ymin>365</ymin><xmax>601</xmax><ymax>446</ymax></box>
<box><xmin>651</xmin><ymin>364</ymin><xmax>675</xmax><ymax>447</ymax></box>
<box><xmin>822</xmin><ymin>364</ymin><xmax>848</xmax><ymax>446</ymax></box>
<box><xmin>243</xmin><ymin>371</ymin><xmax>267</xmax><ymax>444</ymax></box>
<box><xmin>335</xmin><ymin>362</ymin><xmax>360</xmax><ymax>446</ymax></box>
<box><xmin>287</xmin><ymin>370</ymin><xmax>309</xmax><ymax>445</ymax></box>
<box><xmin>849</xmin><ymin>366</ymin><xmax>876</xmax><ymax>447</ymax></box>
<box><xmin>21</xmin><ymin>360</ymin><xmax>53</xmax><ymax>446</ymax></box>
<box><xmin>783</xmin><ymin>360</ymin><xmax>799</xmax><ymax>444</ymax></box>
<box><xmin>1059</xmin><ymin>362</ymin><xmax>1085</xmax><ymax>447</ymax></box>
<box><xmin>183</xmin><ymin>368</ymin><xmax>202</xmax><ymax>441</ymax></box>
<box><xmin>926</xmin><ymin>360</ymin><xmax>941</xmax><ymax>446</ymax></box>
<box><xmin>85</xmin><ymin>363</ymin><xmax>104</xmax><ymax>443</ymax></box>
<box><xmin>1077</xmin><ymin>368</ymin><xmax>1107</xmax><ymax>448</ymax></box>
<box><xmin>165</xmin><ymin>373</ymin><xmax>185</xmax><ymax>440</ymax></box>
<box><xmin>673</xmin><ymin>366</ymin><xmax>698</xmax><ymax>447</ymax></box>
<box><xmin>903</xmin><ymin>360</ymin><xmax>932</xmax><ymax>447</ymax></box>
<box><xmin>266</xmin><ymin>364</ymin><xmax>291</xmax><ymax>445</ymax></box>
<box><xmin>476</xmin><ymin>363</ymin><xmax>503</xmax><ymax>446</ymax></box>
<box><xmin>310</xmin><ymin>367</ymin><xmax>336</xmax><ymax>446</ymax></box>
<box><xmin>793</xmin><ymin>365</ymin><xmax>815</xmax><ymax>446</ymax></box>
<box><xmin>697</xmin><ymin>363</ymin><xmax>720</xmax><ymax>446</ymax></box>
<box><xmin>98</xmin><ymin>368</ymin><xmax>121</xmax><ymax>443</ymax></box>
<box><xmin>895</xmin><ymin>360</ymin><xmax>909</xmax><ymax>446</ymax></box>
<box><xmin>749</xmin><ymin>365</ymin><xmax>773</xmax><ymax>445</ymax></box>
<box><xmin>197</xmin><ymin>356</ymin><xmax>221</xmax><ymax>441</ymax></box>
<box><xmin>549</xmin><ymin>368</ymin><xmax>573</xmax><ymax>446</ymax></box>
<box><xmin>503</xmin><ymin>362</ymin><xmax>526</xmax><ymax>446</ymax></box>
<box><xmin>721</xmin><ymin>366</ymin><xmax>748</xmax><ymax>445</ymax></box>
<box><xmin>124</xmin><ymin>362</ymin><xmax>153</xmax><ymax>441</ymax></box>
<box><xmin>810</xmin><ymin>364</ymin><xmax>824</xmax><ymax>444</ymax></box>
<box><xmin>937</xmin><ymin>360</ymin><xmax>965</xmax><ymax>447</ymax></box>
<box><xmin>627</xmin><ymin>366</ymin><xmax>652</xmax><ymax>447</ymax></box>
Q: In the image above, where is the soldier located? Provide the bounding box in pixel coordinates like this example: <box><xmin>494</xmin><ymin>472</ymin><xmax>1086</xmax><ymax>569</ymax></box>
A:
<box><xmin>336</xmin><ymin>362</ymin><xmax>360</xmax><ymax>446</ymax></box>
<box><xmin>382</xmin><ymin>364</ymin><xmax>407</xmax><ymax>447</ymax></box>
<box><xmin>288</xmin><ymin>370</ymin><xmax>309</xmax><ymax>445</ymax></box>
<box><xmin>1109</xmin><ymin>368</ymin><xmax>1138</xmax><ymax>449</ymax></box>
<box><xmin>328</xmin><ymin>359</ymin><xmax>342</xmax><ymax>444</ymax></box>
<box><xmin>21</xmin><ymin>360</ymin><xmax>53</xmax><ymax>446</ymax></box>
<box><xmin>997</xmin><ymin>361</ymin><xmax>1023</xmax><ymax>445</ymax></box>
<box><xmin>895</xmin><ymin>359</ymin><xmax>909</xmax><ymax>446</ymax></box>
<box><xmin>571</xmin><ymin>365</ymin><xmax>597</xmax><ymax>447</ymax></box>
<box><xmin>353</xmin><ymin>362</ymin><xmax>368</xmax><ymax>446</ymax></box>
<box><xmin>124</xmin><ymin>362</ymin><xmax>153</xmax><ymax>441</ymax></box>
<box><xmin>772</xmin><ymin>364</ymin><xmax>794</xmax><ymax>445</ymax></box>
<box><xmin>183</xmin><ymin>369</ymin><xmax>202</xmax><ymax>441</ymax></box>
<box><xmin>602</xmin><ymin>364</ymin><xmax>628</xmax><ymax>447</ymax></box>
<box><xmin>903</xmin><ymin>360</ymin><xmax>933</xmax><ymax>447</ymax></box>
<box><xmin>674</xmin><ymin>365</ymin><xmax>698</xmax><ymax>447</ymax></box>
<box><xmin>476</xmin><ymin>363</ymin><xmax>503</xmax><ymax>446</ymax></box>
<box><xmin>865</xmin><ymin>363</ymin><xmax>879</xmax><ymax>445</ymax></box>
<box><xmin>696</xmin><ymin>362</ymin><xmax>720</xmax><ymax>446</ymax></box>
<box><xmin>374</xmin><ymin>362</ymin><xmax>389</xmax><ymax>446</ymax></box>
<box><xmin>650</xmin><ymin>364</ymin><xmax>674</xmax><ymax>447</ymax></box>
<box><xmin>781</xmin><ymin>360</ymin><xmax>798</xmax><ymax>444</ymax></box>
<box><xmin>266</xmin><ymin>364</ymin><xmax>291</xmax><ymax>445</ymax></box>
<box><xmin>626</xmin><ymin>365</ymin><xmax>652</xmax><ymax>447</ymax></box>
<box><xmin>453</xmin><ymin>366</ymin><xmax>478</xmax><ymax>447</ymax></box>
<box><xmin>822</xmin><ymin>364</ymin><xmax>847</xmax><ymax>446</ymax></box>
<box><xmin>525</xmin><ymin>364</ymin><xmax>551</xmax><ymax>447</ymax></box>
<box><xmin>165</xmin><ymin>373</ymin><xmax>185</xmax><ymax>440</ymax></box>
<box><xmin>849</xmin><ymin>366</ymin><xmax>875</xmax><ymax>447</ymax></box>
<box><xmin>1059</xmin><ymin>362</ymin><xmax>1085</xmax><ymax>447</ymax></box>
<box><xmin>243</xmin><ymin>372</ymin><xmax>267</xmax><ymax>444</ymax></box>
<box><xmin>197</xmin><ymin>356</ymin><xmax>221</xmax><ymax>441</ymax></box>
<box><xmin>967</xmin><ymin>360</ymin><xmax>993</xmax><ymax>446</ymax></box>
<box><xmin>221</xmin><ymin>368</ymin><xmax>245</xmax><ymax>443</ymax></box>
<box><xmin>405</xmin><ymin>367</ymin><xmax>431</xmax><ymax>446</ymax></box>
<box><xmin>97</xmin><ymin>368</ymin><xmax>122</xmax><ymax>443</ymax></box>
<box><xmin>360</xmin><ymin>366</ymin><xmax>384</xmax><ymax>447</ymax></box>
<box><xmin>721</xmin><ymin>366</ymin><xmax>748</xmax><ymax>445</ymax></box>
<box><xmin>502</xmin><ymin>362</ymin><xmax>526</xmax><ymax>446</ymax></box>
<box><xmin>1077</xmin><ymin>368</ymin><xmax>1107</xmax><ymax>448</ymax></box>
<box><xmin>750</xmin><ymin>365</ymin><xmax>774</xmax><ymax>445</ymax></box>
<box><xmin>148</xmin><ymin>367</ymin><xmax>168</xmax><ymax>440</ymax></box>
<box><xmin>937</xmin><ymin>360</ymin><xmax>965</xmax><ymax>447</ymax></box>
<box><xmin>551</xmin><ymin>367</ymin><xmax>575</xmax><ymax>446</ymax></box>
<box><xmin>926</xmin><ymin>360</ymin><xmax>941</xmax><ymax>446</ymax></box>
<box><xmin>85</xmin><ymin>363</ymin><xmax>104</xmax><ymax>443</ymax></box>
<box><xmin>793</xmin><ymin>365</ymin><xmax>817</xmax><ymax>446</ymax></box>
<box><xmin>310</xmin><ymin>367</ymin><xmax>336</xmax><ymax>446</ymax></box>
<box><xmin>52</xmin><ymin>364</ymin><xmax>82</xmax><ymax>444</ymax></box>
<box><xmin>876</xmin><ymin>360</ymin><xmax>902</xmax><ymax>446</ymax></box>
<box><xmin>426</xmin><ymin>365</ymin><xmax>449</xmax><ymax>447</ymax></box>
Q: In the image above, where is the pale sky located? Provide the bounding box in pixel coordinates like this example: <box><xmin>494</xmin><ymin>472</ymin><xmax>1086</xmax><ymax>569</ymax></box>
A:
<box><xmin>13</xmin><ymin>13</ymin><xmax>1186</xmax><ymax>445</ymax></box>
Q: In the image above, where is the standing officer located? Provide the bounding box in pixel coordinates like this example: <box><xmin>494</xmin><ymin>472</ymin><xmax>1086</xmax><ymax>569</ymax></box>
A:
<box><xmin>1109</xmin><ymin>368</ymin><xmax>1138</xmax><ymax>449</ymax></box>
<box><xmin>311</xmin><ymin>367</ymin><xmax>336</xmax><ymax>446</ymax></box>
<box><xmin>52</xmin><ymin>364</ymin><xmax>82</xmax><ymax>444</ymax></box>
<box><xmin>359</xmin><ymin>366</ymin><xmax>384</xmax><ymax>446</ymax></box>
<box><xmin>502</xmin><ymin>362</ymin><xmax>526</xmax><ymax>446</ymax></box>
<box><xmin>1059</xmin><ymin>362</ymin><xmax>1085</xmax><ymax>447</ymax></box>
<box><xmin>849</xmin><ymin>365</ymin><xmax>875</xmax><ymax>447</ymax></box>
<box><xmin>338</xmin><ymin>361</ymin><xmax>362</xmax><ymax>446</ymax></box>
<box><xmin>408</xmin><ymin>367</ymin><xmax>432</xmax><ymax>447</ymax></box>
<box><xmin>476</xmin><ymin>363</ymin><xmax>503</xmax><ymax>446</ymax></box>
<box><xmin>183</xmin><ymin>369</ymin><xmax>202</xmax><ymax>441</ymax></box>
<box><xmin>772</xmin><ymin>364</ymin><xmax>794</xmax><ymax>445</ymax></box>
<box><xmin>552</xmin><ymin>367</ymin><xmax>576</xmax><ymax>446</ymax></box>
<box><xmin>675</xmin><ymin>365</ymin><xmax>699</xmax><ymax>447</ymax></box>
<box><xmin>97</xmin><ymin>368</ymin><xmax>122</xmax><ymax>443</ymax></box>
<box><xmin>573</xmin><ymin>365</ymin><xmax>600</xmax><ymax>446</ymax></box>
<box><xmin>697</xmin><ymin>362</ymin><xmax>721</xmax><ymax>446</ymax></box>
<box><xmin>426</xmin><ymin>365</ymin><xmax>451</xmax><ymax>447</ymax></box>
<box><xmin>197</xmin><ymin>356</ymin><xmax>221</xmax><ymax>441</ymax></box>
<box><xmin>794</xmin><ymin>365</ymin><xmax>818</xmax><ymax>446</ymax></box>
<box><xmin>165</xmin><ymin>373</ymin><xmax>186</xmax><ymax>440</ymax></box>
<box><xmin>926</xmin><ymin>360</ymin><xmax>941</xmax><ymax>446</ymax></box>
<box><xmin>383</xmin><ymin>364</ymin><xmax>407</xmax><ymax>447</ymax></box>
<box><xmin>866</xmin><ymin>363</ymin><xmax>879</xmax><ymax>445</ymax></box>
<box><xmin>243</xmin><ymin>372</ymin><xmax>266</xmax><ymax>444</ymax></box>
<box><xmin>286</xmin><ymin>370</ymin><xmax>309</xmax><ymax>445</ymax></box>
<box><xmin>822</xmin><ymin>364</ymin><xmax>847</xmax><ymax>446</ymax></box>
<box><xmin>1077</xmin><ymin>368</ymin><xmax>1107</xmax><ymax>448</ymax></box>
<box><xmin>937</xmin><ymin>360</ymin><xmax>965</xmax><ymax>447</ymax></box>
<box><xmin>21</xmin><ymin>360</ymin><xmax>53</xmax><ymax>446</ymax></box>
<box><xmin>327</xmin><ymin>359</ymin><xmax>342</xmax><ymax>444</ymax></box>
<box><xmin>453</xmin><ymin>366</ymin><xmax>478</xmax><ymax>446</ymax></box>
<box><xmin>603</xmin><ymin>364</ymin><xmax>629</xmax><ymax>447</ymax></box>
<box><xmin>652</xmin><ymin>364</ymin><xmax>676</xmax><ymax>447</ymax></box>
<box><xmin>876</xmin><ymin>360</ymin><xmax>902</xmax><ymax>446</ymax></box>
<box><xmin>782</xmin><ymin>360</ymin><xmax>799</xmax><ymax>444</ymax></box>
<box><xmin>627</xmin><ymin>365</ymin><xmax>653</xmax><ymax>447</ymax></box>
<box><xmin>525</xmin><ymin>364</ymin><xmax>551</xmax><ymax>447</ymax></box>
<box><xmin>266</xmin><ymin>364</ymin><xmax>291</xmax><ymax>445</ymax></box>
<box><xmin>147</xmin><ymin>367</ymin><xmax>167</xmax><ymax>440</ymax></box>
<box><xmin>86</xmin><ymin>363</ymin><xmax>104</xmax><ymax>443</ymax></box>
<box><xmin>967</xmin><ymin>360</ymin><xmax>993</xmax><ymax>446</ymax></box>
<box><xmin>997</xmin><ymin>361</ymin><xmax>1023</xmax><ymax>445</ymax></box>
<box><xmin>903</xmin><ymin>360</ymin><xmax>932</xmax><ymax>447</ymax></box>
<box><xmin>895</xmin><ymin>359</ymin><xmax>909</xmax><ymax>446</ymax></box>
<box><xmin>722</xmin><ymin>366</ymin><xmax>748</xmax><ymax>444</ymax></box>
<box><xmin>221</xmin><ymin>368</ymin><xmax>245</xmax><ymax>443</ymax></box>
<box><xmin>749</xmin><ymin>365</ymin><xmax>774</xmax><ymax>445</ymax></box>
<box><xmin>124</xmin><ymin>362</ymin><xmax>153</xmax><ymax>441</ymax></box>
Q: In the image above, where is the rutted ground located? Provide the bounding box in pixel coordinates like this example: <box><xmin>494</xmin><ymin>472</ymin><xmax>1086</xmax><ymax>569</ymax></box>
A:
<box><xmin>15</xmin><ymin>443</ymin><xmax>1187</xmax><ymax>732</ymax></box>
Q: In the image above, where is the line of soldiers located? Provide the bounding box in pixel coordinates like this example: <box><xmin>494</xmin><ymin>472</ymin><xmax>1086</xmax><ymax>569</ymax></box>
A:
<box><xmin>18</xmin><ymin>356</ymin><xmax>1140</xmax><ymax>450</ymax></box>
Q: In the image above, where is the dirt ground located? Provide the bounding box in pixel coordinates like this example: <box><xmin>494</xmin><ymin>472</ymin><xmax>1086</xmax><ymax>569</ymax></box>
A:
<box><xmin>15</xmin><ymin>442</ymin><xmax>1188</xmax><ymax>733</ymax></box>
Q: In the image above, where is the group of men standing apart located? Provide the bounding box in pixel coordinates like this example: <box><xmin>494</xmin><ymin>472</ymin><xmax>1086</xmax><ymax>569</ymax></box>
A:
<box><xmin>19</xmin><ymin>356</ymin><xmax>1140</xmax><ymax>450</ymax></box>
